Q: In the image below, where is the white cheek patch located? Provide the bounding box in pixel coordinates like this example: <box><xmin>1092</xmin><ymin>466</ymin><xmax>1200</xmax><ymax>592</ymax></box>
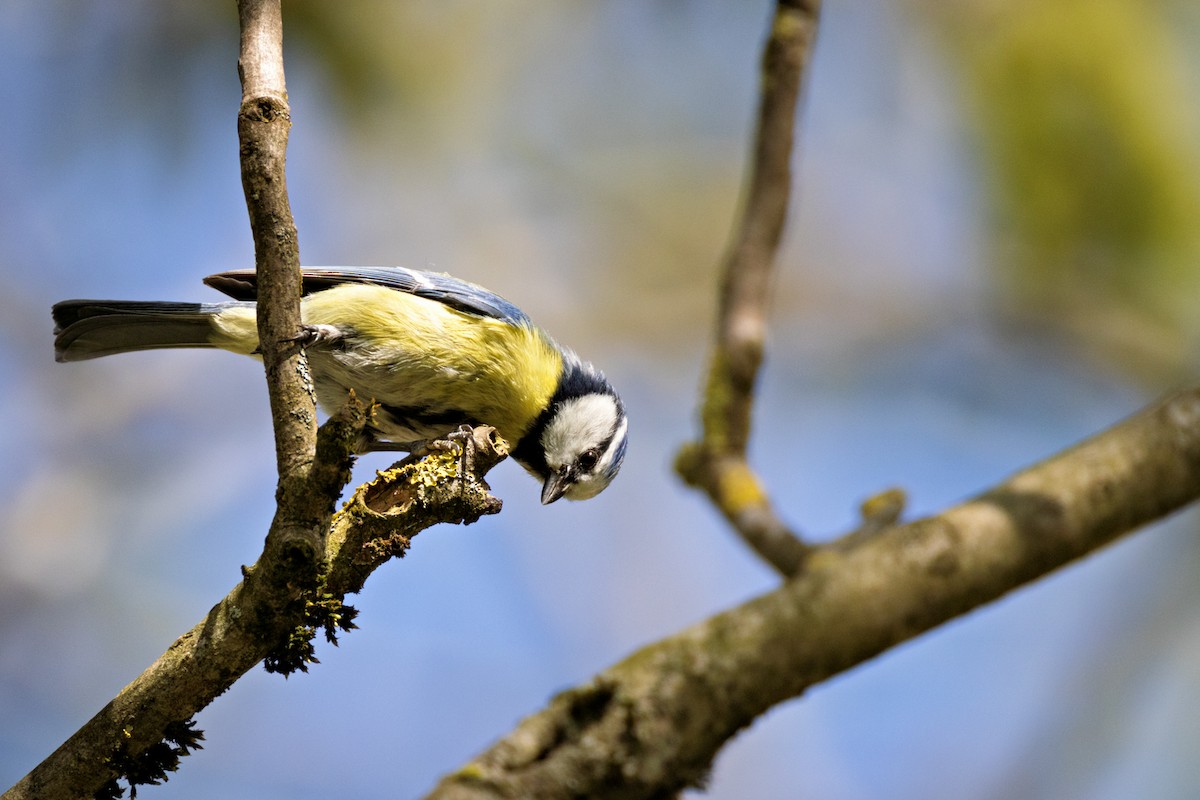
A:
<box><xmin>541</xmin><ymin>394</ymin><xmax>621</xmax><ymax>469</ymax></box>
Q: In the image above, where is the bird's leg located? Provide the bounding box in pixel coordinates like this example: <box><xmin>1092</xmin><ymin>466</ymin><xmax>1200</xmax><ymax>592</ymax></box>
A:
<box><xmin>446</xmin><ymin>424</ymin><xmax>477</xmax><ymax>485</ymax></box>
<box><xmin>367</xmin><ymin>426</ymin><xmax>478</xmax><ymax>487</ymax></box>
<box><xmin>251</xmin><ymin>323</ymin><xmax>341</xmax><ymax>355</ymax></box>
<box><xmin>362</xmin><ymin>438</ymin><xmax>455</xmax><ymax>454</ymax></box>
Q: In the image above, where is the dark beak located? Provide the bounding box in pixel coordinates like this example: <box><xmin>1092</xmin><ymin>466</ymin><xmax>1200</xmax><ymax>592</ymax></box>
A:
<box><xmin>541</xmin><ymin>471</ymin><xmax>571</xmax><ymax>505</ymax></box>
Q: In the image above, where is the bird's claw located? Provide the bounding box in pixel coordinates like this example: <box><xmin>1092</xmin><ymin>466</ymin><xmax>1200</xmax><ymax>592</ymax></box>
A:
<box><xmin>287</xmin><ymin>323</ymin><xmax>342</xmax><ymax>349</ymax></box>
<box><xmin>418</xmin><ymin>426</ymin><xmax>477</xmax><ymax>485</ymax></box>
<box><xmin>447</xmin><ymin>425</ymin><xmax>477</xmax><ymax>482</ymax></box>
<box><xmin>363</xmin><ymin>426</ymin><xmax>478</xmax><ymax>487</ymax></box>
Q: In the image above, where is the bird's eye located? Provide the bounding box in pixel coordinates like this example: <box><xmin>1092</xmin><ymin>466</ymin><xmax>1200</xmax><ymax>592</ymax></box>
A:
<box><xmin>577</xmin><ymin>448</ymin><xmax>600</xmax><ymax>472</ymax></box>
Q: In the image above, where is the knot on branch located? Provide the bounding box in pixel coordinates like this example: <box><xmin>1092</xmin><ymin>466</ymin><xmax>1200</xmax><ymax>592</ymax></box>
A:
<box><xmin>238</xmin><ymin>95</ymin><xmax>290</xmax><ymax>125</ymax></box>
<box><xmin>322</xmin><ymin>425</ymin><xmax>507</xmax><ymax>598</ymax></box>
<box><xmin>359</xmin><ymin>425</ymin><xmax>507</xmax><ymax>520</ymax></box>
<box><xmin>260</xmin><ymin>426</ymin><xmax>507</xmax><ymax>676</ymax></box>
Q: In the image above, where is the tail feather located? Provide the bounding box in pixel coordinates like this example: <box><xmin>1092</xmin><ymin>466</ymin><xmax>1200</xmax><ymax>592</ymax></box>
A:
<box><xmin>52</xmin><ymin>301</ymin><xmax>223</xmax><ymax>362</ymax></box>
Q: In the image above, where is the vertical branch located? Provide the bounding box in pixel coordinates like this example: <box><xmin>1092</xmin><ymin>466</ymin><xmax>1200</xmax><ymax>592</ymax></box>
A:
<box><xmin>2</xmin><ymin>8</ymin><xmax>345</xmax><ymax>799</ymax></box>
<box><xmin>677</xmin><ymin>0</ymin><xmax>821</xmax><ymax>576</ymax></box>
<box><xmin>713</xmin><ymin>0</ymin><xmax>817</xmax><ymax>454</ymax></box>
<box><xmin>236</xmin><ymin>0</ymin><xmax>314</xmax><ymax>481</ymax></box>
<box><xmin>236</xmin><ymin>0</ymin><xmax>336</xmax><ymax>580</ymax></box>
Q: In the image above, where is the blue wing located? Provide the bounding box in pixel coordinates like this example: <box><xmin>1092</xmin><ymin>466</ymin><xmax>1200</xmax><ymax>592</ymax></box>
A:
<box><xmin>203</xmin><ymin>266</ymin><xmax>532</xmax><ymax>327</ymax></box>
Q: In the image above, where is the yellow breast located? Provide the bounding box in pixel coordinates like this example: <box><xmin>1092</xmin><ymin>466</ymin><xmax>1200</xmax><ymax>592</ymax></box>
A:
<box><xmin>215</xmin><ymin>284</ymin><xmax>563</xmax><ymax>443</ymax></box>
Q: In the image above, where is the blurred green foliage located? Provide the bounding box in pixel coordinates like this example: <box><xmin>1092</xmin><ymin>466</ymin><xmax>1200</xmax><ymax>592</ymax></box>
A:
<box><xmin>925</xmin><ymin>0</ymin><xmax>1200</xmax><ymax>376</ymax></box>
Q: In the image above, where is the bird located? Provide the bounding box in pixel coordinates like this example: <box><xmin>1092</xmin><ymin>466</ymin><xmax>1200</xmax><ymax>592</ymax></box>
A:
<box><xmin>52</xmin><ymin>267</ymin><xmax>627</xmax><ymax>504</ymax></box>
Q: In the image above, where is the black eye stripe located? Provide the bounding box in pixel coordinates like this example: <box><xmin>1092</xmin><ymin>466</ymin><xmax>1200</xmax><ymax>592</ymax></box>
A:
<box><xmin>580</xmin><ymin>426</ymin><xmax>621</xmax><ymax>471</ymax></box>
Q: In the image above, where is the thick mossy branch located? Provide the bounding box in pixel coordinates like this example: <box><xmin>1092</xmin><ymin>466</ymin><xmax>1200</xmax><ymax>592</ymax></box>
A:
<box><xmin>262</xmin><ymin>425</ymin><xmax>506</xmax><ymax>675</ymax></box>
<box><xmin>265</xmin><ymin>425</ymin><xmax>506</xmax><ymax>675</ymax></box>
<box><xmin>262</xmin><ymin>591</ymin><xmax>360</xmax><ymax>675</ymax></box>
<box><xmin>6</xmin><ymin>3</ymin><xmax>504</xmax><ymax>799</ymax></box>
<box><xmin>250</xmin><ymin>396</ymin><xmax>367</xmax><ymax>677</ymax></box>
<box><xmin>259</xmin><ymin>423</ymin><xmax>506</xmax><ymax>677</ymax></box>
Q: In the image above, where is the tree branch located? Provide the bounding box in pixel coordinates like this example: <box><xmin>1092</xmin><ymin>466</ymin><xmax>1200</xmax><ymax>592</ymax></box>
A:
<box><xmin>236</xmin><ymin>0</ymin><xmax>334</xmax><ymax>572</ymax></box>
<box><xmin>237</xmin><ymin>0</ymin><xmax>309</xmax><ymax>479</ymax></box>
<box><xmin>8</xmin><ymin>5</ymin><xmax>350</xmax><ymax>797</ymax></box>
<box><xmin>1</xmin><ymin>413</ymin><xmax>508</xmax><ymax>800</ymax></box>
<box><xmin>430</xmin><ymin>388</ymin><xmax>1200</xmax><ymax>800</ymax></box>
<box><xmin>229</xmin><ymin>0</ymin><xmax>353</xmax><ymax>694</ymax></box>
<box><xmin>676</xmin><ymin>0</ymin><xmax>822</xmax><ymax>577</ymax></box>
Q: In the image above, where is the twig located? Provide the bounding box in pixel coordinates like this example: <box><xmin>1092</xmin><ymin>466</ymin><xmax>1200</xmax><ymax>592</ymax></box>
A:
<box><xmin>431</xmin><ymin>388</ymin><xmax>1200</xmax><ymax>800</ymax></box>
<box><xmin>232</xmin><ymin>0</ymin><xmax>343</xmax><ymax>660</ymax></box>
<box><xmin>677</xmin><ymin>0</ymin><xmax>822</xmax><ymax>577</ymax></box>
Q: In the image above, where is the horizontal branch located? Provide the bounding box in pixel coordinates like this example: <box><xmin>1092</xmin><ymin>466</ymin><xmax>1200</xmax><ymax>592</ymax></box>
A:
<box><xmin>430</xmin><ymin>388</ymin><xmax>1200</xmax><ymax>799</ymax></box>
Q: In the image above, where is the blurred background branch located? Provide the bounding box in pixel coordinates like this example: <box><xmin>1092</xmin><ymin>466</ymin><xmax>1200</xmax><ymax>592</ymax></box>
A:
<box><xmin>431</xmin><ymin>389</ymin><xmax>1200</xmax><ymax>799</ymax></box>
<box><xmin>676</xmin><ymin>0</ymin><xmax>821</xmax><ymax>578</ymax></box>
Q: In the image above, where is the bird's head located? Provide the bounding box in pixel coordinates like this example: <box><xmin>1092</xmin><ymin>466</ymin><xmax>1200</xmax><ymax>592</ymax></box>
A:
<box><xmin>513</xmin><ymin>357</ymin><xmax>627</xmax><ymax>504</ymax></box>
<box><xmin>537</xmin><ymin>390</ymin><xmax>628</xmax><ymax>503</ymax></box>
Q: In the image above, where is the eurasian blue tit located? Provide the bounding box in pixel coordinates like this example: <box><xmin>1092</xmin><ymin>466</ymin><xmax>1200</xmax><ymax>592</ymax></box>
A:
<box><xmin>53</xmin><ymin>267</ymin><xmax>628</xmax><ymax>504</ymax></box>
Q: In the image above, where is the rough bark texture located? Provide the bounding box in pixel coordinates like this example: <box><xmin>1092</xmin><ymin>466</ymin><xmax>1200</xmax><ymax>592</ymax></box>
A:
<box><xmin>11</xmin><ymin>4</ymin><xmax>346</xmax><ymax>797</ymax></box>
